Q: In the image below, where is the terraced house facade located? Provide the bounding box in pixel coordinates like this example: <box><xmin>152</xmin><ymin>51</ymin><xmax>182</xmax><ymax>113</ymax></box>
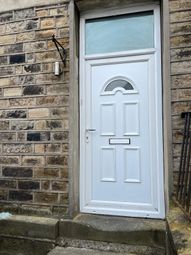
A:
<box><xmin>0</xmin><ymin>0</ymin><xmax>190</xmax><ymax>222</ymax></box>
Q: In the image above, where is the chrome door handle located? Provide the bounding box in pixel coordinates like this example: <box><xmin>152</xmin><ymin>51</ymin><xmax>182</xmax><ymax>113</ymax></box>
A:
<box><xmin>86</xmin><ymin>128</ymin><xmax>96</xmax><ymax>132</ymax></box>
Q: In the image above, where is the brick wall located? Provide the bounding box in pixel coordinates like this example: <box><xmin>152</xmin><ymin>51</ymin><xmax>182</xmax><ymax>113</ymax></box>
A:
<box><xmin>170</xmin><ymin>0</ymin><xmax>191</xmax><ymax>192</ymax></box>
<box><xmin>0</xmin><ymin>2</ymin><xmax>70</xmax><ymax>216</ymax></box>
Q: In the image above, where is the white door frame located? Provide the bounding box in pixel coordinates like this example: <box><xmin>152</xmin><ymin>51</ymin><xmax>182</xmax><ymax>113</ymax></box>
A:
<box><xmin>80</xmin><ymin>4</ymin><xmax>165</xmax><ymax>218</ymax></box>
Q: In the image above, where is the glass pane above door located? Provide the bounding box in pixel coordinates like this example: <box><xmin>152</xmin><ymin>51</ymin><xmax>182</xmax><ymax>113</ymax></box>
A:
<box><xmin>85</xmin><ymin>11</ymin><xmax>154</xmax><ymax>55</ymax></box>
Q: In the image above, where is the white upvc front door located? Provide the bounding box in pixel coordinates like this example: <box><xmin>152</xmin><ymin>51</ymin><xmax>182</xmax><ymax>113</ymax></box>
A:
<box><xmin>80</xmin><ymin>5</ymin><xmax>165</xmax><ymax>218</ymax></box>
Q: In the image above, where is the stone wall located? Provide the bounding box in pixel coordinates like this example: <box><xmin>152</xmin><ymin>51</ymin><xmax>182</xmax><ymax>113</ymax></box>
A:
<box><xmin>170</xmin><ymin>0</ymin><xmax>191</xmax><ymax>191</ymax></box>
<box><xmin>0</xmin><ymin>1</ymin><xmax>70</xmax><ymax>216</ymax></box>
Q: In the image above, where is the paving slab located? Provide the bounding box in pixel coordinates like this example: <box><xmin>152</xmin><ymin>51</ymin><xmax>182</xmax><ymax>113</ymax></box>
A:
<box><xmin>48</xmin><ymin>247</ymin><xmax>136</xmax><ymax>255</ymax></box>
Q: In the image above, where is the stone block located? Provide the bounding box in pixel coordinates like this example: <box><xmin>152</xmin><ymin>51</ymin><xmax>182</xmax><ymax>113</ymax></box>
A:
<box><xmin>56</xmin><ymin>16</ymin><xmax>68</xmax><ymax>27</ymax></box>
<box><xmin>35</xmin><ymin>29</ymin><xmax>56</xmax><ymax>39</ymax></box>
<box><xmin>0</xmin><ymin>132</ymin><xmax>16</xmax><ymax>141</ymax></box>
<box><xmin>16</xmin><ymin>31</ymin><xmax>35</xmax><ymax>42</ymax></box>
<box><xmin>14</xmin><ymin>8</ymin><xmax>35</xmax><ymax>20</ymax></box>
<box><xmin>171</xmin><ymin>46</ymin><xmax>191</xmax><ymax>61</ymax></box>
<box><xmin>6</xmin><ymin>21</ymin><xmax>26</xmax><ymax>33</ymax></box>
<box><xmin>2</xmin><ymin>144</ymin><xmax>33</xmax><ymax>154</ymax></box>
<box><xmin>172</xmin><ymin>101</ymin><xmax>191</xmax><ymax>115</ymax></box>
<box><xmin>37</xmin><ymin>96</ymin><xmax>69</xmax><ymax>106</ymax></box>
<box><xmin>0</xmin><ymin>34</ymin><xmax>15</xmax><ymax>45</ymax></box>
<box><xmin>10</xmin><ymin>54</ymin><xmax>25</xmax><ymax>64</ymax></box>
<box><xmin>59</xmin><ymin>27</ymin><xmax>69</xmax><ymax>37</ymax></box>
<box><xmin>46</xmin><ymin>155</ymin><xmax>68</xmax><ymax>166</ymax></box>
<box><xmin>46</xmin><ymin>120</ymin><xmax>63</xmax><ymax>130</ymax></box>
<box><xmin>41</xmin><ymin>18</ymin><xmax>55</xmax><ymax>29</ymax></box>
<box><xmin>172</xmin><ymin>88</ymin><xmax>191</xmax><ymax>101</ymax></box>
<box><xmin>0</xmin><ymin>180</ymin><xmax>16</xmax><ymax>189</ymax></box>
<box><xmin>171</xmin><ymin>74</ymin><xmax>191</xmax><ymax>89</ymax></box>
<box><xmin>17</xmin><ymin>132</ymin><xmax>26</xmax><ymax>142</ymax></box>
<box><xmin>0</xmin><ymin>24</ymin><xmax>5</xmax><ymax>34</ymax></box>
<box><xmin>46</xmin><ymin>85</ymin><xmax>69</xmax><ymax>95</ymax></box>
<box><xmin>51</xmin><ymin>107</ymin><xmax>69</xmax><ymax>118</ymax></box>
<box><xmin>33</xmin><ymin>167</ymin><xmax>60</xmax><ymax>178</ymax></box>
<box><xmin>35</xmin><ymin>73</ymin><xmax>63</xmax><ymax>84</ymax></box>
<box><xmin>11</xmin><ymin>120</ymin><xmax>34</xmax><ymax>130</ymax></box>
<box><xmin>60</xmin><ymin>168</ymin><xmax>68</xmax><ymax>179</ymax></box>
<box><xmin>0</xmin><ymin>77</ymin><xmax>12</xmax><ymax>86</ymax></box>
<box><xmin>36</xmin><ymin>9</ymin><xmax>49</xmax><ymax>17</ymax></box>
<box><xmin>170</xmin><ymin>0</ymin><xmax>191</xmax><ymax>12</ymax></box>
<box><xmin>0</xmin><ymin>189</ymin><xmax>8</xmax><ymax>200</ymax></box>
<box><xmin>52</xmin><ymin>131</ymin><xmax>69</xmax><ymax>141</ymax></box>
<box><xmin>47</xmin><ymin>37</ymin><xmax>69</xmax><ymax>50</ymax></box>
<box><xmin>62</xmin><ymin>143</ymin><xmax>69</xmax><ymax>152</ymax></box>
<box><xmin>0</xmin><ymin>12</ymin><xmax>13</xmax><ymax>23</ymax></box>
<box><xmin>27</xmin><ymin>132</ymin><xmax>50</xmax><ymax>141</ymax></box>
<box><xmin>23</xmin><ymin>85</ymin><xmax>44</xmax><ymax>95</ymax></box>
<box><xmin>34</xmin><ymin>192</ymin><xmax>58</xmax><ymax>204</ymax></box>
<box><xmin>0</xmin><ymin>121</ymin><xmax>9</xmax><ymax>130</ymax></box>
<box><xmin>4</xmin><ymin>43</ymin><xmax>23</xmax><ymax>54</ymax></box>
<box><xmin>45</xmin><ymin>144</ymin><xmax>62</xmax><ymax>153</ymax></box>
<box><xmin>34</xmin><ymin>144</ymin><xmax>44</xmax><ymax>153</ymax></box>
<box><xmin>24</xmin><ymin>41</ymin><xmax>46</xmax><ymax>52</ymax></box>
<box><xmin>52</xmin><ymin>181</ymin><xmax>68</xmax><ymax>191</ymax></box>
<box><xmin>24</xmin><ymin>64</ymin><xmax>41</xmax><ymax>73</ymax></box>
<box><xmin>22</xmin><ymin>156</ymin><xmax>45</xmax><ymax>166</ymax></box>
<box><xmin>0</xmin><ymin>156</ymin><xmax>19</xmax><ymax>165</ymax></box>
<box><xmin>25</xmin><ymin>19</ymin><xmax>39</xmax><ymax>30</ymax></box>
<box><xmin>42</xmin><ymin>63</ymin><xmax>53</xmax><ymax>72</ymax></box>
<box><xmin>60</xmin><ymin>193</ymin><xmax>68</xmax><ymax>204</ymax></box>
<box><xmin>2</xmin><ymin>166</ymin><xmax>32</xmax><ymax>177</ymax></box>
<box><xmin>35</xmin><ymin>51</ymin><xmax>58</xmax><ymax>62</ymax></box>
<box><xmin>0</xmin><ymin>56</ymin><xmax>8</xmax><ymax>65</ymax></box>
<box><xmin>17</xmin><ymin>74</ymin><xmax>35</xmax><ymax>85</ymax></box>
<box><xmin>9</xmin><ymin>98</ymin><xmax>36</xmax><ymax>107</ymax></box>
<box><xmin>9</xmin><ymin>190</ymin><xmax>33</xmax><ymax>201</ymax></box>
<box><xmin>41</xmin><ymin>180</ymin><xmax>50</xmax><ymax>190</ymax></box>
<box><xmin>34</xmin><ymin>120</ymin><xmax>46</xmax><ymax>130</ymax></box>
<box><xmin>15</xmin><ymin>65</ymin><xmax>23</xmax><ymax>75</ymax></box>
<box><xmin>29</xmin><ymin>108</ymin><xmax>49</xmax><ymax>118</ymax></box>
<box><xmin>170</xmin><ymin>10</ymin><xmax>191</xmax><ymax>23</ymax></box>
<box><xmin>18</xmin><ymin>181</ymin><xmax>40</xmax><ymax>190</ymax></box>
<box><xmin>0</xmin><ymin>110</ymin><xmax>27</xmax><ymax>119</ymax></box>
<box><xmin>170</xmin><ymin>34</ymin><xmax>191</xmax><ymax>48</ymax></box>
<box><xmin>171</xmin><ymin>22</ymin><xmax>191</xmax><ymax>36</ymax></box>
<box><xmin>4</xmin><ymin>87</ymin><xmax>22</xmax><ymax>97</ymax></box>
<box><xmin>0</xmin><ymin>66</ymin><xmax>14</xmax><ymax>76</ymax></box>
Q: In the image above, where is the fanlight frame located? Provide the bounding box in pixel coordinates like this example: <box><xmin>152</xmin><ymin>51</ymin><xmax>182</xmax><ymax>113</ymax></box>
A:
<box><xmin>101</xmin><ymin>76</ymin><xmax>138</xmax><ymax>95</ymax></box>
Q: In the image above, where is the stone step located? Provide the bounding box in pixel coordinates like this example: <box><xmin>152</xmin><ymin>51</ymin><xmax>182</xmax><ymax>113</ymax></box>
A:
<box><xmin>0</xmin><ymin>215</ymin><xmax>58</xmax><ymax>240</ymax></box>
<box><xmin>0</xmin><ymin>215</ymin><xmax>58</xmax><ymax>255</ymax></box>
<box><xmin>59</xmin><ymin>214</ymin><xmax>166</xmax><ymax>249</ymax></box>
<box><xmin>47</xmin><ymin>247</ymin><xmax>137</xmax><ymax>255</ymax></box>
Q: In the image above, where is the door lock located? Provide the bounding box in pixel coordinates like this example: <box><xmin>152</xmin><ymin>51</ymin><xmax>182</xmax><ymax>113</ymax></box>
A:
<box><xmin>85</xmin><ymin>128</ymin><xmax>96</xmax><ymax>143</ymax></box>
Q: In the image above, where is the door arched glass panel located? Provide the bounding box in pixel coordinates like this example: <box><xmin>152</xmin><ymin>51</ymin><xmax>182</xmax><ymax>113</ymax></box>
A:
<box><xmin>102</xmin><ymin>78</ymin><xmax>137</xmax><ymax>95</ymax></box>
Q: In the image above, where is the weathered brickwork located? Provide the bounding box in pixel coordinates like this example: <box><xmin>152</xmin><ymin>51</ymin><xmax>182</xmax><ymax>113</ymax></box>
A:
<box><xmin>170</xmin><ymin>0</ymin><xmax>191</xmax><ymax>192</ymax></box>
<box><xmin>0</xmin><ymin>2</ymin><xmax>69</xmax><ymax>216</ymax></box>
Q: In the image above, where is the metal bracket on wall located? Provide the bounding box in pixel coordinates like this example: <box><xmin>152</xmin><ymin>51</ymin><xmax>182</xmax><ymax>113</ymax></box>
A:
<box><xmin>52</xmin><ymin>34</ymin><xmax>67</xmax><ymax>67</ymax></box>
